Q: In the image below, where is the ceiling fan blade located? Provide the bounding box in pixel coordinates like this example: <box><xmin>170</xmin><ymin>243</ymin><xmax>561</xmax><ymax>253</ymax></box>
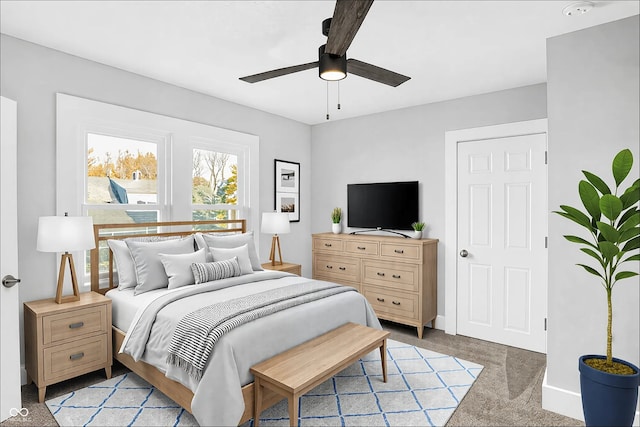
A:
<box><xmin>325</xmin><ymin>0</ymin><xmax>374</xmax><ymax>56</ymax></box>
<box><xmin>347</xmin><ymin>59</ymin><xmax>411</xmax><ymax>87</ymax></box>
<box><xmin>240</xmin><ymin>61</ymin><xmax>319</xmax><ymax>83</ymax></box>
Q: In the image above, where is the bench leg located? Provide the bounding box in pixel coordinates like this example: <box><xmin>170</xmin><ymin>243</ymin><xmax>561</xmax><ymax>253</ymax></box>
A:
<box><xmin>254</xmin><ymin>377</ymin><xmax>262</xmax><ymax>427</ymax></box>
<box><xmin>380</xmin><ymin>339</ymin><xmax>388</xmax><ymax>383</ymax></box>
<box><xmin>288</xmin><ymin>394</ymin><xmax>299</xmax><ymax>427</ymax></box>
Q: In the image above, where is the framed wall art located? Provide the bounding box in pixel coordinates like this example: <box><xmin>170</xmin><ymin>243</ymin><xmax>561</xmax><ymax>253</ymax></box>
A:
<box><xmin>274</xmin><ymin>159</ymin><xmax>300</xmax><ymax>222</ymax></box>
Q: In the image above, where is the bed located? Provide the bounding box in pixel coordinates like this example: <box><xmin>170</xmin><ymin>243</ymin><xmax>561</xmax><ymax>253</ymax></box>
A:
<box><xmin>90</xmin><ymin>219</ymin><xmax>381</xmax><ymax>426</ymax></box>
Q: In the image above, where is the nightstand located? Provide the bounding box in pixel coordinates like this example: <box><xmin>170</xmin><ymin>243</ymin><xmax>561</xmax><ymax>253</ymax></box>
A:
<box><xmin>261</xmin><ymin>262</ymin><xmax>302</xmax><ymax>276</ymax></box>
<box><xmin>24</xmin><ymin>291</ymin><xmax>112</xmax><ymax>402</ymax></box>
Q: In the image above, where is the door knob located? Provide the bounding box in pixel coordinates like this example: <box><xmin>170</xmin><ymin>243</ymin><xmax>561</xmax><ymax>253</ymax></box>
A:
<box><xmin>459</xmin><ymin>249</ymin><xmax>469</xmax><ymax>258</ymax></box>
<box><xmin>2</xmin><ymin>275</ymin><xmax>21</xmax><ymax>288</ymax></box>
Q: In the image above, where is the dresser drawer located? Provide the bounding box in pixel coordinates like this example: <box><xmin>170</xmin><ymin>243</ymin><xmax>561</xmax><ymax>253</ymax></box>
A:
<box><xmin>43</xmin><ymin>305</ymin><xmax>108</xmax><ymax>345</ymax></box>
<box><xmin>313</xmin><ymin>237</ymin><xmax>344</xmax><ymax>253</ymax></box>
<box><xmin>380</xmin><ymin>243</ymin><xmax>421</xmax><ymax>261</ymax></box>
<box><xmin>43</xmin><ymin>335</ymin><xmax>108</xmax><ymax>381</ymax></box>
<box><xmin>344</xmin><ymin>240</ymin><xmax>379</xmax><ymax>256</ymax></box>
<box><xmin>362</xmin><ymin>260</ymin><xmax>419</xmax><ymax>293</ymax></box>
<box><xmin>314</xmin><ymin>254</ymin><xmax>360</xmax><ymax>283</ymax></box>
<box><xmin>363</xmin><ymin>288</ymin><xmax>417</xmax><ymax>320</ymax></box>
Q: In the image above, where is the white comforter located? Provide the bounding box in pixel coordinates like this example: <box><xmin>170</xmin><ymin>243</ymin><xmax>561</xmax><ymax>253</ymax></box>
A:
<box><xmin>119</xmin><ymin>271</ymin><xmax>381</xmax><ymax>426</ymax></box>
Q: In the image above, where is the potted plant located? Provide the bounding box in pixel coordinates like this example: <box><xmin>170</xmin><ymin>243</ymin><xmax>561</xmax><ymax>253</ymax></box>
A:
<box><xmin>411</xmin><ymin>221</ymin><xmax>425</xmax><ymax>239</ymax></box>
<box><xmin>554</xmin><ymin>148</ymin><xmax>640</xmax><ymax>427</ymax></box>
<box><xmin>331</xmin><ymin>207</ymin><xmax>342</xmax><ymax>234</ymax></box>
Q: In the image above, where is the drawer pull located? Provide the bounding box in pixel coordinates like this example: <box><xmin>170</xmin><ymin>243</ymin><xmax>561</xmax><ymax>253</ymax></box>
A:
<box><xmin>69</xmin><ymin>322</ymin><xmax>84</xmax><ymax>329</ymax></box>
<box><xmin>357</xmin><ymin>246</ymin><xmax>366</xmax><ymax>250</ymax></box>
<box><xmin>324</xmin><ymin>243</ymin><xmax>332</xmax><ymax>247</ymax></box>
<box><xmin>326</xmin><ymin>265</ymin><xmax>333</xmax><ymax>269</ymax></box>
<box><xmin>392</xmin><ymin>301</ymin><xmax>401</xmax><ymax>306</ymax></box>
<box><xmin>339</xmin><ymin>267</ymin><xmax>346</xmax><ymax>271</ymax></box>
<box><xmin>377</xmin><ymin>272</ymin><xmax>385</xmax><ymax>277</ymax></box>
<box><xmin>376</xmin><ymin>297</ymin><xmax>385</xmax><ymax>302</ymax></box>
<box><xmin>394</xmin><ymin>249</ymin><xmax>404</xmax><ymax>254</ymax></box>
<box><xmin>69</xmin><ymin>352</ymin><xmax>85</xmax><ymax>361</ymax></box>
<box><xmin>392</xmin><ymin>274</ymin><xmax>401</xmax><ymax>279</ymax></box>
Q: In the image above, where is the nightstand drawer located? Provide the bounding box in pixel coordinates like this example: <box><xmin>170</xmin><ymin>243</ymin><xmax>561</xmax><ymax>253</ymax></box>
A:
<box><xmin>43</xmin><ymin>335</ymin><xmax>108</xmax><ymax>381</ymax></box>
<box><xmin>43</xmin><ymin>305</ymin><xmax>107</xmax><ymax>345</ymax></box>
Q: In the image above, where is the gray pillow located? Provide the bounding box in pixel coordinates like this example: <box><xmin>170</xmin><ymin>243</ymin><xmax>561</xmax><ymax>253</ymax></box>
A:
<box><xmin>108</xmin><ymin>235</ymin><xmax>179</xmax><ymax>290</ymax></box>
<box><xmin>191</xmin><ymin>257</ymin><xmax>241</xmax><ymax>284</ymax></box>
<box><xmin>195</xmin><ymin>231</ymin><xmax>263</xmax><ymax>271</ymax></box>
<box><xmin>159</xmin><ymin>248</ymin><xmax>206</xmax><ymax>289</ymax></box>
<box><xmin>127</xmin><ymin>235</ymin><xmax>196</xmax><ymax>295</ymax></box>
<box><xmin>209</xmin><ymin>244</ymin><xmax>253</xmax><ymax>275</ymax></box>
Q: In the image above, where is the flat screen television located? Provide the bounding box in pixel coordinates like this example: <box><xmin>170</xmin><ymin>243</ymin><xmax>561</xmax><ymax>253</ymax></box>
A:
<box><xmin>347</xmin><ymin>181</ymin><xmax>419</xmax><ymax>231</ymax></box>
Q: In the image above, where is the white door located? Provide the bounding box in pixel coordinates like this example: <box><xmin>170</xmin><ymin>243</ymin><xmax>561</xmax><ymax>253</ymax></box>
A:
<box><xmin>1</xmin><ymin>96</ymin><xmax>22</xmax><ymax>421</ymax></box>
<box><xmin>456</xmin><ymin>133</ymin><xmax>547</xmax><ymax>353</ymax></box>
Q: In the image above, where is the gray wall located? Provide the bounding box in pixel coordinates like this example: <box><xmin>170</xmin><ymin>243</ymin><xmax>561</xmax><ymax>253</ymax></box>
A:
<box><xmin>546</xmin><ymin>15</ymin><xmax>640</xmax><ymax>394</ymax></box>
<box><xmin>310</xmin><ymin>84</ymin><xmax>548</xmax><ymax>318</ymax></box>
<box><xmin>0</xmin><ymin>34</ymin><xmax>313</xmax><ymax>369</ymax></box>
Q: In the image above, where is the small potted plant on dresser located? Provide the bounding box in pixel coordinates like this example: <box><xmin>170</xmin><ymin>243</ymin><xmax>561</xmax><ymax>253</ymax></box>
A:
<box><xmin>411</xmin><ymin>221</ymin><xmax>425</xmax><ymax>239</ymax></box>
<box><xmin>331</xmin><ymin>207</ymin><xmax>342</xmax><ymax>234</ymax></box>
<box><xmin>554</xmin><ymin>148</ymin><xmax>639</xmax><ymax>427</ymax></box>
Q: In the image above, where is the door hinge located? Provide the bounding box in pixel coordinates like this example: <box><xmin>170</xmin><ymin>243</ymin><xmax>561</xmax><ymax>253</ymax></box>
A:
<box><xmin>545</xmin><ymin>151</ymin><xmax>548</xmax><ymax>164</ymax></box>
<box><xmin>544</xmin><ymin>318</ymin><xmax>548</xmax><ymax>331</ymax></box>
<box><xmin>545</xmin><ymin>236</ymin><xmax>548</xmax><ymax>248</ymax></box>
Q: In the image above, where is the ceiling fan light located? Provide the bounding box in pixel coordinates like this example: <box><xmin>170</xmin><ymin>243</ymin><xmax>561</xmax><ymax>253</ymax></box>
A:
<box><xmin>319</xmin><ymin>45</ymin><xmax>347</xmax><ymax>81</ymax></box>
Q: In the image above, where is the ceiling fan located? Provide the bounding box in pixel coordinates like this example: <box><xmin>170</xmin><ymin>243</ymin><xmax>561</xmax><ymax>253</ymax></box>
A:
<box><xmin>239</xmin><ymin>0</ymin><xmax>410</xmax><ymax>87</ymax></box>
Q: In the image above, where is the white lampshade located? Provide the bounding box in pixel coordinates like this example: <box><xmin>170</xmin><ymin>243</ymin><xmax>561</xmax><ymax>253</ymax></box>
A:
<box><xmin>261</xmin><ymin>212</ymin><xmax>290</xmax><ymax>235</ymax></box>
<box><xmin>37</xmin><ymin>215</ymin><xmax>96</xmax><ymax>253</ymax></box>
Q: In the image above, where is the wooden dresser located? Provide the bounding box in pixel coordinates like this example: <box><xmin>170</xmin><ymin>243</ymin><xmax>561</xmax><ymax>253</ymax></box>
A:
<box><xmin>312</xmin><ymin>233</ymin><xmax>438</xmax><ymax>339</ymax></box>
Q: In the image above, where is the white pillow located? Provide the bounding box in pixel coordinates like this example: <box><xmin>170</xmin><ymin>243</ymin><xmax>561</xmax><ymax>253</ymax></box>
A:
<box><xmin>196</xmin><ymin>231</ymin><xmax>263</xmax><ymax>271</ymax></box>
<box><xmin>191</xmin><ymin>257</ymin><xmax>241</xmax><ymax>284</ymax></box>
<box><xmin>159</xmin><ymin>248</ymin><xmax>206</xmax><ymax>289</ymax></box>
<box><xmin>127</xmin><ymin>235</ymin><xmax>196</xmax><ymax>295</ymax></box>
<box><xmin>209</xmin><ymin>244</ymin><xmax>253</xmax><ymax>275</ymax></box>
<box><xmin>108</xmin><ymin>239</ymin><xmax>137</xmax><ymax>290</ymax></box>
<box><xmin>108</xmin><ymin>236</ymin><xmax>180</xmax><ymax>290</ymax></box>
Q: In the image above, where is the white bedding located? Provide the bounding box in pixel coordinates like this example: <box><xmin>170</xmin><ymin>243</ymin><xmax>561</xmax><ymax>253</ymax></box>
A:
<box><xmin>110</xmin><ymin>271</ymin><xmax>381</xmax><ymax>426</ymax></box>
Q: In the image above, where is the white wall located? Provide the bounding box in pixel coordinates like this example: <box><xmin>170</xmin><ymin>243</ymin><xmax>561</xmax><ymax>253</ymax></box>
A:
<box><xmin>310</xmin><ymin>84</ymin><xmax>547</xmax><ymax>320</ymax></box>
<box><xmin>0</xmin><ymin>34</ymin><xmax>312</xmax><ymax>371</ymax></box>
<box><xmin>544</xmin><ymin>15</ymin><xmax>640</xmax><ymax>419</ymax></box>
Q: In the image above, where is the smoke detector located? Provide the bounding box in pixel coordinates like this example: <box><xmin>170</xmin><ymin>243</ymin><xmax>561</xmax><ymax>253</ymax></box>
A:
<box><xmin>563</xmin><ymin>1</ymin><xmax>594</xmax><ymax>16</ymax></box>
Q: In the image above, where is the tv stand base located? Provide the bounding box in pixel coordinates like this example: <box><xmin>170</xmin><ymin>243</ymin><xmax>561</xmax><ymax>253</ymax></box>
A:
<box><xmin>349</xmin><ymin>228</ymin><xmax>411</xmax><ymax>238</ymax></box>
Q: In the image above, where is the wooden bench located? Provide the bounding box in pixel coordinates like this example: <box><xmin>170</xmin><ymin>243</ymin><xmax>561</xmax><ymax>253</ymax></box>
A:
<box><xmin>250</xmin><ymin>322</ymin><xmax>390</xmax><ymax>427</ymax></box>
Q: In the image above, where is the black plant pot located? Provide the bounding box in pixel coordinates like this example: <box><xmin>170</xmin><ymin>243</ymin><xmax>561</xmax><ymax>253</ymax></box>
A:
<box><xmin>579</xmin><ymin>354</ymin><xmax>640</xmax><ymax>427</ymax></box>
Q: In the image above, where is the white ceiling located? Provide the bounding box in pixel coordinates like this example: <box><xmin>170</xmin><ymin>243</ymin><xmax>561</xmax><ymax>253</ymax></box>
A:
<box><xmin>1</xmin><ymin>1</ymin><xmax>638</xmax><ymax>125</ymax></box>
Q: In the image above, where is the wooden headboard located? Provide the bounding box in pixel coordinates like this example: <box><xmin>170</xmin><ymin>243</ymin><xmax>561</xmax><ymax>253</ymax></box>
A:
<box><xmin>90</xmin><ymin>219</ymin><xmax>246</xmax><ymax>294</ymax></box>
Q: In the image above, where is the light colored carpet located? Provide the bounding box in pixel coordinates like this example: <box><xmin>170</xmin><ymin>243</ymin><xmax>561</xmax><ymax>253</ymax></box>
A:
<box><xmin>45</xmin><ymin>339</ymin><xmax>482</xmax><ymax>426</ymax></box>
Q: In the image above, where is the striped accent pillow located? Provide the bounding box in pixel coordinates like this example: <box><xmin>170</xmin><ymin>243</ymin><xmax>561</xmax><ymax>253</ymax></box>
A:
<box><xmin>191</xmin><ymin>257</ymin><xmax>241</xmax><ymax>284</ymax></box>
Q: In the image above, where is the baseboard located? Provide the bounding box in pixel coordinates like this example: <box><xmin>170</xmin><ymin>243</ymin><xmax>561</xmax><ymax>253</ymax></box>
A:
<box><xmin>542</xmin><ymin>368</ymin><xmax>640</xmax><ymax>426</ymax></box>
<box><xmin>20</xmin><ymin>364</ymin><xmax>27</xmax><ymax>385</ymax></box>
<box><xmin>432</xmin><ymin>315</ymin><xmax>445</xmax><ymax>331</ymax></box>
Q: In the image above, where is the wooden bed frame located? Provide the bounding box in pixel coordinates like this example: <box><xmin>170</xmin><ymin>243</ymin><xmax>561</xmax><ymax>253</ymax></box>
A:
<box><xmin>90</xmin><ymin>219</ymin><xmax>282</xmax><ymax>424</ymax></box>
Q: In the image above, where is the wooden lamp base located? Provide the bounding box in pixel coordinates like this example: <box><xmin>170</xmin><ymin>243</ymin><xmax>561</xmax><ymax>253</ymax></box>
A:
<box><xmin>56</xmin><ymin>253</ymin><xmax>80</xmax><ymax>304</ymax></box>
<box><xmin>268</xmin><ymin>235</ymin><xmax>283</xmax><ymax>266</ymax></box>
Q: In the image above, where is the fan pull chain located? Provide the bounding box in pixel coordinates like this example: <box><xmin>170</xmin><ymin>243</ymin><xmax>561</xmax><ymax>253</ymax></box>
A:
<box><xmin>326</xmin><ymin>81</ymin><xmax>330</xmax><ymax>120</ymax></box>
<box><xmin>337</xmin><ymin>81</ymin><xmax>341</xmax><ymax>110</ymax></box>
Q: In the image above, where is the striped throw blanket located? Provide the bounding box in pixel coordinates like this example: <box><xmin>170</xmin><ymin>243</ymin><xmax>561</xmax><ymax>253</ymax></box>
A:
<box><xmin>166</xmin><ymin>281</ymin><xmax>355</xmax><ymax>380</ymax></box>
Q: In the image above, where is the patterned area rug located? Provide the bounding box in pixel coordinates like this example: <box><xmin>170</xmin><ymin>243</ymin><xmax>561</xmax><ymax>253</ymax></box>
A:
<box><xmin>46</xmin><ymin>339</ymin><xmax>483</xmax><ymax>426</ymax></box>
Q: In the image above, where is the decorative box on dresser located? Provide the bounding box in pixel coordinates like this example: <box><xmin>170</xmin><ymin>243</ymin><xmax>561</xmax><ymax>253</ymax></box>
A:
<box><xmin>312</xmin><ymin>233</ymin><xmax>438</xmax><ymax>338</ymax></box>
<box><xmin>24</xmin><ymin>291</ymin><xmax>112</xmax><ymax>402</ymax></box>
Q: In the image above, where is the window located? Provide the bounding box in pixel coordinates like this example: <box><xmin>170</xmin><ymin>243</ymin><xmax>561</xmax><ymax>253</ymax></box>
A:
<box><xmin>57</xmin><ymin>94</ymin><xmax>259</xmax><ymax>286</ymax></box>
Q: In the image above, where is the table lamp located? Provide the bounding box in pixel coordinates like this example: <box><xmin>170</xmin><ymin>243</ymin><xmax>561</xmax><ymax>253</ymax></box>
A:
<box><xmin>37</xmin><ymin>213</ymin><xmax>95</xmax><ymax>304</ymax></box>
<box><xmin>261</xmin><ymin>212</ymin><xmax>290</xmax><ymax>266</ymax></box>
